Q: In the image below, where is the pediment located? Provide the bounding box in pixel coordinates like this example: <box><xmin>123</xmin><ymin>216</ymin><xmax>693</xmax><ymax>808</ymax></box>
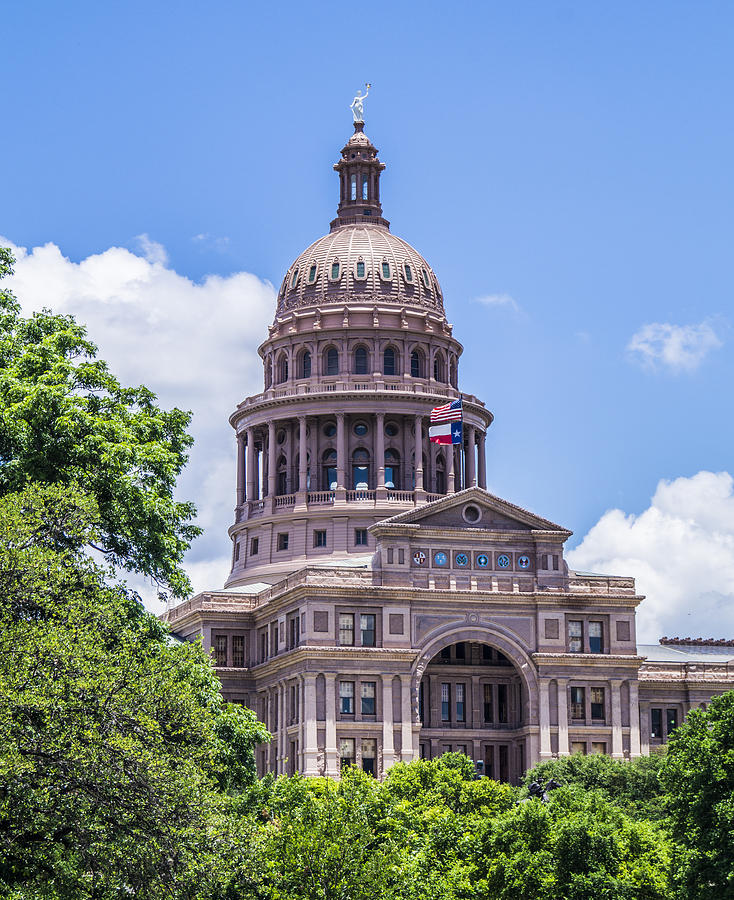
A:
<box><xmin>375</xmin><ymin>487</ymin><xmax>571</xmax><ymax>536</ymax></box>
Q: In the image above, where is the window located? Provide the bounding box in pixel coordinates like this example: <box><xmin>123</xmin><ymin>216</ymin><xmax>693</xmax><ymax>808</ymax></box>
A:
<box><xmin>571</xmin><ymin>742</ymin><xmax>587</xmax><ymax>755</ymax></box>
<box><xmin>381</xmin><ymin>261</ymin><xmax>390</xmax><ymax>279</ymax></box>
<box><xmin>361</xmin><ymin>681</ymin><xmax>376</xmax><ymax>715</ymax></box>
<box><xmin>276</xmin><ymin>457</ymin><xmax>287</xmax><ymax>496</ymax></box>
<box><xmin>419</xmin><ymin>682</ymin><xmax>425</xmax><ymax>723</ymax></box>
<box><xmin>340</xmin><ymin>738</ymin><xmax>355</xmax><ymax>770</ymax></box>
<box><xmin>361</xmin><ymin>738</ymin><xmax>377</xmax><ymax>776</ymax></box>
<box><xmin>568</xmin><ymin>620</ymin><xmax>583</xmax><ymax>653</ymax></box>
<box><xmin>232</xmin><ymin>635</ymin><xmax>245</xmax><ymax>667</ymax></box>
<box><xmin>404</xmin><ymin>263</ymin><xmax>413</xmax><ymax>282</ymax></box>
<box><xmin>591</xmin><ymin>687</ymin><xmax>605</xmax><ymax>720</ymax></box>
<box><xmin>276</xmin><ymin>354</ymin><xmax>288</xmax><ymax>383</ymax></box>
<box><xmin>589</xmin><ymin>622</ymin><xmax>603</xmax><ymax>653</ymax></box>
<box><xmin>290</xmin><ymin>268</ymin><xmax>299</xmax><ymax>288</ymax></box>
<box><xmin>339</xmin><ymin>613</ymin><xmax>355</xmax><ymax>646</ymax></box>
<box><xmin>497</xmin><ymin>684</ymin><xmax>508</xmax><ymax>723</ymax></box>
<box><xmin>441</xmin><ymin>683</ymin><xmax>450</xmax><ymax>722</ymax></box>
<box><xmin>277</xmin><ymin>533</ymin><xmax>289</xmax><ymax>551</ymax></box>
<box><xmin>383</xmin><ymin>346</ymin><xmax>396</xmax><ymax>375</ymax></box>
<box><xmin>350</xmin><ymin>174</ymin><xmax>357</xmax><ymax>200</ymax></box>
<box><xmin>352</xmin><ymin>448</ymin><xmax>370</xmax><ymax>490</ymax></box>
<box><xmin>591</xmin><ymin>742</ymin><xmax>607</xmax><ymax>754</ymax></box>
<box><xmin>300</xmin><ymin>350</ymin><xmax>312</xmax><ymax>378</ymax></box>
<box><xmin>410</xmin><ymin>349</ymin><xmax>423</xmax><ymax>378</ymax></box>
<box><xmin>234</xmin><ymin>540</ymin><xmax>240</xmax><ymax>562</ymax></box>
<box><xmin>214</xmin><ymin>635</ymin><xmax>227</xmax><ymax>666</ymax></box>
<box><xmin>354</xmin><ymin>346</ymin><xmax>368</xmax><ymax>374</ymax></box>
<box><xmin>483</xmin><ymin>684</ymin><xmax>493</xmax><ymax>723</ymax></box>
<box><xmin>385</xmin><ymin>422</ymin><xmax>399</xmax><ymax>436</ymax></box>
<box><xmin>651</xmin><ymin>708</ymin><xmax>663</xmax><ymax>739</ymax></box>
<box><xmin>340</xmin><ymin>681</ymin><xmax>354</xmax><ymax>715</ymax></box>
<box><xmin>323</xmin><ymin>449</ymin><xmax>337</xmax><ymax>491</ymax></box>
<box><xmin>323</xmin><ymin>422</ymin><xmax>337</xmax><ymax>437</ymax></box>
<box><xmin>570</xmin><ymin>687</ymin><xmax>585</xmax><ymax>719</ymax></box>
<box><xmin>331</xmin><ymin>261</ymin><xmax>340</xmax><ymax>280</ymax></box>
<box><xmin>360</xmin><ymin>613</ymin><xmax>376</xmax><ymax>647</ymax></box>
<box><xmin>455</xmin><ymin>683</ymin><xmax>466</xmax><ymax>722</ymax></box>
<box><xmin>356</xmin><ymin>260</ymin><xmax>365</xmax><ymax>278</ymax></box>
<box><xmin>259</xmin><ymin>631</ymin><xmax>267</xmax><ymax>663</ymax></box>
<box><xmin>433</xmin><ymin>354</ymin><xmax>445</xmax><ymax>382</ymax></box>
<box><xmin>384</xmin><ymin>449</ymin><xmax>399</xmax><ymax>489</ymax></box>
<box><xmin>288</xmin><ymin>615</ymin><xmax>300</xmax><ymax>649</ymax></box>
<box><xmin>353</xmin><ymin>422</ymin><xmax>368</xmax><ymax>436</ymax></box>
<box><xmin>308</xmin><ymin>264</ymin><xmax>317</xmax><ymax>283</ymax></box>
<box><xmin>355</xmin><ymin>528</ymin><xmax>368</xmax><ymax>546</ymax></box>
<box><xmin>421</xmin><ymin>268</ymin><xmax>430</xmax><ymax>288</ymax></box>
<box><xmin>362</xmin><ymin>174</ymin><xmax>368</xmax><ymax>200</ymax></box>
<box><xmin>325</xmin><ymin>347</ymin><xmax>339</xmax><ymax>375</ymax></box>
<box><xmin>666</xmin><ymin>708</ymin><xmax>678</xmax><ymax>735</ymax></box>
<box><xmin>455</xmin><ymin>642</ymin><xmax>466</xmax><ymax>660</ymax></box>
<box><xmin>313</xmin><ymin>530</ymin><xmax>327</xmax><ymax>548</ymax></box>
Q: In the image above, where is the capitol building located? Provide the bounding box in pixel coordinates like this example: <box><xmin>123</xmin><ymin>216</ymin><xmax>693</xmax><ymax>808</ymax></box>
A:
<box><xmin>165</xmin><ymin>114</ymin><xmax>734</xmax><ymax>782</ymax></box>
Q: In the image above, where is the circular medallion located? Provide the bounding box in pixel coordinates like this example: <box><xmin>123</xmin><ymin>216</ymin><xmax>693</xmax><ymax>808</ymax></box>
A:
<box><xmin>433</xmin><ymin>551</ymin><xmax>448</xmax><ymax>567</ymax></box>
<box><xmin>518</xmin><ymin>555</ymin><xmax>530</xmax><ymax>570</ymax></box>
<box><xmin>497</xmin><ymin>554</ymin><xmax>511</xmax><ymax>569</ymax></box>
<box><xmin>413</xmin><ymin>551</ymin><xmax>426</xmax><ymax>566</ymax></box>
<box><xmin>455</xmin><ymin>553</ymin><xmax>469</xmax><ymax>567</ymax></box>
<box><xmin>476</xmin><ymin>553</ymin><xmax>489</xmax><ymax>568</ymax></box>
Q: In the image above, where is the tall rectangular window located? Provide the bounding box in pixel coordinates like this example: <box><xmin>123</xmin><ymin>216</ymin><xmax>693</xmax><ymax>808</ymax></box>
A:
<box><xmin>455</xmin><ymin>683</ymin><xmax>466</xmax><ymax>722</ymax></box>
<box><xmin>360</xmin><ymin>613</ymin><xmax>376</xmax><ymax>647</ymax></box>
<box><xmin>250</xmin><ymin>537</ymin><xmax>259</xmax><ymax>556</ymax></box>
<box><xmin>214</xmin><ymin>635</ymin><xmax>227</xmax><ymax>666</ymax></box>
<box><xmin>339</xmin><ymin>613</ymin><xmax>354</xmax><ymax>646</ymax></box>
<box><xmin>362</xmin><ymin>174</ymin><xmax>369</xmax><ymax>200</ymax></box>
<box><xmin>419</xmin><ymin>681</ymin><xmax>425</xmax><ymax>723</ymax></box>
<box><xmin>455</xmin><ymin>642</ymin><xmax>466</xmax><ymax>660</ymax></box>
<box><xmin>288</xmin><ymin>615</ymin><xmax>300</xmax><ymax>649</ymax></box>
<box><xmin>589</xmin><ymin>622</ymin><xmax>603</xmax><ymax>653</ymax></box>
<box><xmin>339</xmin><ymin>681</ymin><xmax>354</xmax><ymax>715</ymax></box>
<box><xmin>355</xmin><ymin>528</ymin><xmax>368</xmax><ymax>546</ymax></box>
<box><xmin>350</xmin><ymin>174</ymin><xmax>357</xmax><ymax>200</ymax></box>
<box><xmin>568</xmin><ymin>620</ymin><xmax>583</xmax><ymax>653</ymax></box>
<box><xmin>232</xmin><ymin>635</ymin><xmax>245</xmax><ymax>667</ymax></box>
<box><xmin>361</xmin><ymin>681</ymin><xmax>376</xmax><ymax>715</ymax></box>
<box><xmin>483</xmin><ymin>684</ymin><xmax>493</xmax><ymax>723</ymax></box>
<box><xmin>570</xmin><ymin>687</ymin><xmax>585</xmax><ymax>719</ymax></box>
<box><xmin>651</xmin><ymin>708</ymin><xmax>663</xmax><ymax>739</ymax></box>
<box><xmin>666</xmin><ymin>708</ymin><xmax>678</xmax><ymax>736</ymax></box>
<box><xmin>591</xmin><ymin>687</ymin><xmax>605</xmax><ymax>720</ymax></box>
<box><xmin>277</xmin><ymin>533</ymin><xmax>289</xmax><ymax>551</ymax></box>
<box><xmin>361</xmin><ymin>739</ymin><xmax>377</xmax><ymax>776</ymax></box>
<box><xmin>441</xmin><ymin>683</ymin><xmax>450</xmax><ymax>722</ymax></box>
<box><xmin>340</xmin><ymin>738</ymin><xmax>355</xmax><ymax>770</ymax></box>
<box><xmin>497</xmin><ymin>684</ymin><xmax>508</xmax><ymax>723</ymax></box>
<box><xmin>259</xmin><ymin>631</ymin><xmax>267</xmax><ymax>663</ymax></box>
<box><xmin>313</xmin><ymin>530</ymin><xmax>327</xmax><ymax>548</ymax></box>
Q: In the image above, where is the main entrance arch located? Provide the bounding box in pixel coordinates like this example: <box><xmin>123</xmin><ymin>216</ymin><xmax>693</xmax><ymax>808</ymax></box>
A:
<box><xmin>412</xmin><ymin>625</ymin><xmax>540</xmax><ymax>783</ymax></box>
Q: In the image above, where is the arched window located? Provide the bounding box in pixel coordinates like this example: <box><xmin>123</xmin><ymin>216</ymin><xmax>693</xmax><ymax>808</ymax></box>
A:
<box><xmin>299</xmin><ymin>350</ymin><xmax>312</xmax><ymax>379</ymax></box>
<box><xmin>354</xmin><ymin>346</ymin><xmax>369</xmax><ymax>375</ymax></box>
<box><xmin>362</xmin><ymin>174</ymin><xmax>369</xmax><ymax>200</ymax></box>
<box><xmin>410</xmin><ymin>349</ymin><xmax>424</xmax><ymax>378</ymax></box>
<box><xmin>384</xmin><ymin>449</ymin><xmax>400</xmax><ymax>490</ymax></box>
<box><xmin>290</xmin><ymin>268</ymin><xmax>299</xmax><ymax>289</ymax></box>
<box><xmin>433</xmin><ymin>352</ymin><xmax>445</xmax><ymax>383</ymax></box>
<box><xmin>276</xmin><ymin>353</ymin><xmax>288</xmax><ymax>384</ymax></box>
<box><xmin>307</xmin><ymin>264</ymin><xmax>317</xmax><ymax>284</ymax></box>
<box><xmin>383</xmin><ymin>346</ymin><xmax>397</xmax><ymax>376</ymax></box>
<box><xmin>435</xmin><ymin>454</ymin><xmax>446</xmax><ymax>494</ymax></box>
<box><xmin>325</xmin><ymin>346</ymin><xmax>339</xmax><ymax>376</ymax></box>
<box><xmin>350</xmin><ymin>174</ymin><xmax>357</xmax><ymax>201</ymax></box>
<box><xmin>404</xmin><ymin>263</ymin><xmax>413</xmax><ymax>283</ymax></box>
<box><xmin>276</xmin><ymin>455</ymin><xmax>288</xmax><ymax>496</ymax></box>
<box><xmin>265</xmin><ymin>356</ymin><xmax>273</xmax><ymax>388</ymax></box>
<box><xmin>352</xmin><ymin>448</ymin><xmax>370</xmax><ymax>490</ymax></box>
<box><xmin>449</xmin><ymin>357</ymin><xmax>458</xmax><ymax>388</ymax></box>
<box><xmin>296</xmin><ymin>452</ymin><xmax>311</xmax><ymax>491</ymax></box>
<box><xmin>322</xmin><ymin>449</ymin><xmax>337</xmax><ymax>491</ymax></box>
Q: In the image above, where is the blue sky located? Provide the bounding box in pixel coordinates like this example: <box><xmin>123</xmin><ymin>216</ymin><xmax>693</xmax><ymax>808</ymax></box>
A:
<box><xmin>4</xmin><ymin>2</ymin><xmax>734</xmax><ymax>638</ymax></box>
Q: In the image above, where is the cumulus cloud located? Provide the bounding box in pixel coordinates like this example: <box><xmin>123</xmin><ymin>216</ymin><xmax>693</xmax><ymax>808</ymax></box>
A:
<box><xmin>567</xmin><ymin>471</ymin><xmax>734</xmax><ymax>643</ymax></box>
<box><xmin>2</xmin><ymin>236</ymin><xmax>275</xmax><ymax>608</ymax></box>
<box><xmin>474</xmin><ymin>293</ymin><xmax>520</xmax><ymax>312</ymax></box>
<box><xmin>627</xmin><ymin>320</ymin><xmax>722</xmax><ymax>373</ymax></box>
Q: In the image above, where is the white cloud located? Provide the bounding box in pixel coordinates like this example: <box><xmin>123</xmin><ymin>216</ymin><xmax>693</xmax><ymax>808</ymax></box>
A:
<box><xmin>627</xmin><ymin>320</ymin><xmax>722</xmax><ymax>373</ymax></box>
<box><xmin>568</xmin><ymin>471</ymin><xmax>734</xmax><ymax>643</ymax></box>
<box><xmin>192</xmin><ymin>233</ymin><xmax>231</xmax><ymax>252</ymax></box>
<box><xmin>474</xmin><ymin>293</ymin><xmax>520</xmax><ymax>312</ymax></box>
<box><xmin>2</xmin><ymin>236</ymin><xmax>275</xmax><ymax>609</ymax></box>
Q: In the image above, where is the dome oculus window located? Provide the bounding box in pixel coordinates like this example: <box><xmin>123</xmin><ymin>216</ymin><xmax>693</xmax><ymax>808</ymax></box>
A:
<box><xmin>330</xmin><ymin>261</ymin><xmax>341</xmax><ymax>280</ymax></box>
<box><xmin>353</xmin><ymin>422</ymin><xmax>369</xmax><ymax>436</ymax></box>
<box><xmin>355</xmin><ymin>259</ymin><xmax>366</xmax><ymax>279</ymax></box>
<box><xmin>290</xmin><ymin>268</ymin><xmax>299</xmax><ymax>288</ymax></box>
<box><xmin>323</xmin><ymin>422</ymin><xmax>337</xmax><ymax>437</ymax></box>
<box><xmin>307</xmin><ymin>264</ymin><xmax>317</xmax><ymax>284</ymax></box>
<box><xmin>404</xmin><ymin>263</ymin><xmax>413</xmax><ymax>283</ymax></box>
<box><xmin>385</xmin><ymin>422</ymin><xmax>399</xmax><ymax>437</ymax></box>
<box><xmin>381</xmin><ymin>261</ymin><xmax>391</xmax><ymax>279</ymax></box>
<box><xmin>462</xmin><ymin>504</ymin><xmax>482</xmax><ymax>524</ymax></box>
<box><xmin>421</xmin><ymin>268</ymin><xmax>431</xmax><ymax>289</ymax></box>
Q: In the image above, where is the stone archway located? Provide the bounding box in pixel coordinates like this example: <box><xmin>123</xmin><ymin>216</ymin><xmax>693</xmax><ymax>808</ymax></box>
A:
<box><xmin>410</xmin><ymin>624</ymin><xmax>540</xmax><ymax>782</ymax></box>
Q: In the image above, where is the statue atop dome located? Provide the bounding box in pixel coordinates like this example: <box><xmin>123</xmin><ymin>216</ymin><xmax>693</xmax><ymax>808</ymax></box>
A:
<box><xmin>350</xmin><ymin>83</ymin><xmax>371</xmax><ymax>123</ymax></box>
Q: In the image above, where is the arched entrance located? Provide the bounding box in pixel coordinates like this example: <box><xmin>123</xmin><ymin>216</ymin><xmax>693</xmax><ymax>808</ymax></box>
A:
<box><xmin>413</xmin><ymin>627</ymin><xmax>539</xmax><ymax>784</ymax></box>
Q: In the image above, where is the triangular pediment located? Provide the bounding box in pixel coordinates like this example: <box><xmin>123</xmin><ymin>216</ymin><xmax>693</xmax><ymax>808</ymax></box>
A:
<box><xmin>374</xmin><ymin>487</ymin><xmax>572</xmax><ymax>536</ymax></box>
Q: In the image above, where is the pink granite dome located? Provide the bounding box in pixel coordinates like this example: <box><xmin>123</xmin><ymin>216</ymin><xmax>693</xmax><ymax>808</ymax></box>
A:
<box><xmin>275</xmin><ymin>226</ymin><xmax>445</xmax><ymax>318</ymax></box>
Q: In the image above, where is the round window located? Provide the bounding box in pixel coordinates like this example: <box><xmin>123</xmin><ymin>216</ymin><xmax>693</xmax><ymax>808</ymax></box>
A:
<box><xmin>463</xmin><ymin>504</ymin><xmax>482</xmax><ymax>524</ymax></box>
<box><xmin>323</xmin><ymin>423</ymin><xmax>337</xmax><ymax>437</ymax></box>
<box><xmin>518</xmin><ymin>555</ymin><xmax>531</xmax><ymax>570</ymax></box>
<box><xmin>455</xmin><ymin>553</ymin><xmax>469</xmax><ymax>567</ymax></box>
<box><xmin>385</xmin><ymin>422</ymin><xmax>399</xmax><ymax>437</ymax></box>
<box><xmin>497</xmin><ymin>554</ymin><xmax>511</xmax><ymax>569</ymax></box>
<box><xmin>354</xmin><ymin>422</ymin><xmax>369</xmax><ymax>436</ymax></box>
<box><xmin>276</xmin><ymin>430</ymin><xmax>286</xmax><ymax>445</ymax></box>
<box><xmin>433</xmin><ymin>551</ymin><xmax>448</xmax><ymax>567</ymax></box>
<box><xmin>476</xmin><ymin>553</ymin><xmax>490</xmax><ymax>568</ymax></box>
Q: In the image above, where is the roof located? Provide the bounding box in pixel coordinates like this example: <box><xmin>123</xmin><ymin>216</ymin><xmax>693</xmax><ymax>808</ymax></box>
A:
<box><xmin>639</xmin><ymin>643</ymin><xmax>734</xmax><ymax>664</ymax></box>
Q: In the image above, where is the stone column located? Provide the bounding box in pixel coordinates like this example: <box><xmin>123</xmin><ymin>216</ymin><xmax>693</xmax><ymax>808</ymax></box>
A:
<box><xmin>267</xmin><ymin>420</ymin><xmax>276</xmax><ymax>498</ymax></box>
<box><xmin>400</xmin><ymin>674</ymin><xmax>415</xmax><ymax>762</ymax></box>
<box><xmin>414</xmin><ymin>415</ymin><xmax>425</xmax><ymax>497</ymax></box>
<box><xmin>236</xmin><ymin>433</ymin><xmax>245</xmax><ymax>506</ymax></box>
<box><xmin>302</xmin><ymin>674</ymin><xmax>319</xmax><ymax>776</ymax></box>
<box><xmin>298</xmin><ymin>416</ymin><xmax>308</xmax><ymax>492</ymax></box>
<box><xmin>610</xmin><ymin>679</ymin><xmax>624</xmax><ymax>759</ymax></box>
<box><xmin>556</xmin><ymin>678</ymin><xmax>569</xmax><ymax>756</ymax></box>
<box><xmin>336</xmin><ymin>412</ymin><xmax>346</xmax><ymax>499</ymax></box>
<box><xmin>539</xmin><ymin>677</ymin><xmax>552</xmax><ymax>759</ymax></box>
<box><xmin>246</xmin><ymin>426</ymin><xmax>256</xmax><ymax>501</ymax></box>
<box><xmin>381</xmin><ymin>675</ymin><xmax>395</xmax><ymax>771</ymax></box>
<box><xmin>280</xmin><ymin>682</ymin><xmax>287</xmax><ymax>774</ymax></box>
<box><xmin>628</xmin><ymin>680</ymin><xmax>642</xmax><ymax>758</ymax></box>
<box><xmin>466</xmin><ymin>425</ymin><xmax>476</xmax><ymax>488</ymax></box>
<box><xmin>447</xmin><ymin>441</ymin><xmax>456</xmax><ymax>493</ymax></box>
<box><xmin>376</xmin><ymin>411</ymin><xmax>386</xmax><ymax>498</ymax></box>
<box><xmin>639</xmin><ymin>700</ymin><xmax>650</xmax><ymax>755</ymax></box>
<box><xmin>477</xmin><ymin>431</ymin><xmax>487</xmax><ymax>489</ymax></box>
<box><xmin>324</xmin><ymin>673</ymin><xmax>339</xmax><ymax>776</ymax></box>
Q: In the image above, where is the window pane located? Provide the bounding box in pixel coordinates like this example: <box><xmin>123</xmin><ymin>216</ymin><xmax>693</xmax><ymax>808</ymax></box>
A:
<box><xmin>361</xmin><ymin>681</ymin><xmax>376</xmax><ymax>715</ymax></box>
<box><xmin>360</xmin><ymin>614</ymin><xmax>376</xmax><ymax>647</ymax></box>
<box><xmin>666</xmin><ymin>708</ymin><xmax>678</xmax><ymax>735</ymax></box>
<box><xmin>571</xmin><ymin>687</ymin><xmax>585</xmax><ymax>719</ymax></box>
<box><xmin>361</xmin><ymin>739</ymin><xmax>377</xmax><ymax>775</ymax></box>
<box><xmin>589</xmin><ymin>621</ymin><xmax>603</xmax><ymax>653</ymax></box>
<box><xmin>441</xmin><ymin>683</ymin><xmax>450</xmax><ymax>721</ymax></box>
<box><xmin>350</xmin><ymin>174</ymin><xmax>357</xmax><ymax>200</ymax></box>
<box><xmin>356</xmin><ymin>260</ymin><xmax>365</xmax><ymax>278</ymax></box>
<box><xmin>382</xmin><ymin>261</ymin><xmax>390</xmax><ymax>278</ymax></box>
<box><xmin>568</xmin><ymin>620</ymin><xmax>583</xmax><ymax>652</ymax></box>
<box><xmin>362</xmin><ymin>175</ymin><xmax>368</xmax><ymax>200</ymax></box>
<box><xmin>456</xmin><ymin>683</ymin><xmax>466</xmax><ymax>722</ymax></box>
<box><xmin>591</xmin><ymin>687</ymin><xmax>604</xmax><ymax>719</ymax></box>
<box><xmin>384</xmin><ymin>348</ymin><xmax>396</xmax><ymax>375</ymax></box>
<box><xmin>331</xmin><ymin>262</ymin><xmax>340</xmax><ymax>280</ymax></box>
<box><xmin>497</xmin><ymin>684</ymin><xmax>508</xmax><ymax>723</ymax></box>
<box><xmin>339</xmin><ymin>681</ymin><xmax>354</xmax><ymax>714</ymax></box>
<box><xmin>651</xmin><ymin>708</ymin><xmax>663</xmax><ymax>738</ymax></box>
<box><xmin>339</xmin><ymin>613</ymin><xmax>354</xmax><ymax>646</ymax></box>
<box><xmin>483</xmin><ymin>684</ymin><xmax>493</xmax><ymax>723</ymax></box>
<box><xmin>214</xmin><ymin>635</ymin><xmax>227</xmax><ymax>666</ymax></box>
<box><xmin>232</xmin><ymin>635</ymin><xmax>245</xmax><ymax>667</ymax></box>
<box><xmin>340</xmin><ymin>738</ymin><xmax>355</xmax><ymax>770</ymax></box>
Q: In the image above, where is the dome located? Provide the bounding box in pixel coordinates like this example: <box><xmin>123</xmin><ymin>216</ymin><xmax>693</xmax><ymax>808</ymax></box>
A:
<box><xmin>275</xmin><ymin>226</ymin><xmax>445</xmax><ymax>318</ymax></box>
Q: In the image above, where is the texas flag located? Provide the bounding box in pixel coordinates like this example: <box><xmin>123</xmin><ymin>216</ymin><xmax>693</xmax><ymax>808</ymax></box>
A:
<box><xmin>429</xmin><ymin>399</ymin><xmax>463</xmax><ymax>444</ymax></box>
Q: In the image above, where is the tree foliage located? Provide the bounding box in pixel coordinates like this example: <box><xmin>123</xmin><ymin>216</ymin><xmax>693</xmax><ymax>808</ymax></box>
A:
<box><xmin>0</xmin><ymin>248</ymin><xmax>200</xmax><ymax>597</ymax></box>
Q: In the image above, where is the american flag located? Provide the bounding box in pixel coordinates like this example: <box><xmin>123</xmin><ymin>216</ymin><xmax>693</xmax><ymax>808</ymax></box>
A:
<box><xmin>429</xmin><ymin>399</ymin><xmax>463</xmax><ymax>445</ymax></box>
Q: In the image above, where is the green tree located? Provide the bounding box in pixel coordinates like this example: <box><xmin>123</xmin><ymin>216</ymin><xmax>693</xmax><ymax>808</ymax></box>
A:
<box><xmin>0</xmin><ymin>482</ymin><xmax>269</xmax><ymax>899</ymax></box>
<box><xmin>0</xmin><ymin>247</ymin><xmax>199</xmax><ymax>597</ymax></box>
<box><xmin>660</xmin><ymin>692</ymin><xmax>734</xmax><ymax>899</ymax></box>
